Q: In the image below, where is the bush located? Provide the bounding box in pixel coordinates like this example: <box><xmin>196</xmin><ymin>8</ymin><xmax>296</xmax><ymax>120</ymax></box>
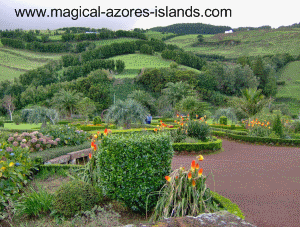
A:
<box><xmin>140</xmin><ymin>44</ymin><xmax>154</xmax><ymax>55</ymax></box>
<box><xmin>172</xmin><ymin>138</ymin><xmax>222</xmax><ymax>153</ymax></box>
<box><xmin>93</xmin><ymin>116</ymin><xmax>102</xmax><ymax>125</ymax></box>
<box><xmin>170</xmin><ymin>62</ymin><xmax>178</xmax><ymax>69</ymax></box>
<box><xmin>94</xmin><ymin>133</ymin><xmax>173</xmax><ymax>213</ymax></box>
<box><xmin>170</xmin><ymin>126</ymin><xmax>187</xmax><ymax>143</ymax></box>
<box><xmin>187</xmin><ymin>120</ymin><xmax>211</xmax><ymax>141</ymax></box>
<box><xmin>219</xmin><ymin>116</ymin><xmax>228</xmax><ymax>125</ymax></box>
<box><xmin>276</xmin><ymin>80</ymin><xmax>285</xmax><ymax>85</ymax></box>
<box><xmin>53</xmin><ymin>180</ymin><xmax>101</xmax><ymax>217</ymax></box>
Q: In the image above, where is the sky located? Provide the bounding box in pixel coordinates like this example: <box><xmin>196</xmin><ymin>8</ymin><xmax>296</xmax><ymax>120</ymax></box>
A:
<box><xmin>0</xmin><ymin>0</ymin><xmax>299</xmax><ymax>31</ymax></box>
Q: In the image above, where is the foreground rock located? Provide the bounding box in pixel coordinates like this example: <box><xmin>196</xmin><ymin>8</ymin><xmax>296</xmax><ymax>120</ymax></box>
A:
<box><xmin>124</xmin><ymin>211</ymin><xmax>257</xmax><ymax>227</ymax></box>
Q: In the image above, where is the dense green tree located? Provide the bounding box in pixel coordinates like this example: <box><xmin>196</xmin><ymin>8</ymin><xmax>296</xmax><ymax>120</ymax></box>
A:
<box><xmin>175</xmin><ymin>96</ymin><xmax>208</xmax><ymax>118</ymax></box>
<box><xmin>127</xmin><ymin>90</ymin><xmax>156</xmax><ymax>114</ymax></box>
<box><xmin>76</xmin><ymin>97</ymin><xmax>96</xmax><ymax>121</ymax></box>
<box><xmin>23</xmin><ymin>106</ymin><xmax>59</xmax><ymax>128</ymax></box>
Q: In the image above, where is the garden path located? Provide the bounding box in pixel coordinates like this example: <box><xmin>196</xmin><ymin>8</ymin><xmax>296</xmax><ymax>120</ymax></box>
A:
<box><xmin>171</xmin><ymin>139</ymin><xmax>300</xmax><ymax>227</ymax></box>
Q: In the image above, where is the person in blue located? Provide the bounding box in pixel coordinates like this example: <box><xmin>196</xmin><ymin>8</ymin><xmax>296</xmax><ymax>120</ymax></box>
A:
<box><xmin>146</xmin><ymin>114</ymin><xmax>152</xmax><ymax>124</ymax></box>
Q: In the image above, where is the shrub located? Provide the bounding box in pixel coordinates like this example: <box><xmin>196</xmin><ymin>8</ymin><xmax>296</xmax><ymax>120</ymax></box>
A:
<box><xmin>187</xmin><ymin>120</ymin><xmax>211</xmax><ymax>141</ymax></box>
<box><xmin>140</xmin><ymin>44</ymin><xmax>154</xmax><ymax>55</ymax></box>
<box><xmin>292</xmin><ymin>120</ymin><xmax>300</xmax><ymax>133</ymax></box>
<box><xmin>170</xmin><ymin>62</ymin><xmax>178</xmax><ymax>69</ymax></box>
<box><xmin>276</xmin><ymin>80</ymin><xmax>285</xmax><ymax>85</ymax></box>
<box><xmin>219</xmin><ymin>116</ymin><xmax>228</xmax><ymax>125</ymax></box>
<box><xmin>170</xmin><ymin>126</ymin><xmax>187</xmax><ymax>143</ymax></box>
<box><xmin>94</xmin><ymin>133</ymin><xmax>173</xmax><ymax>214</ymax></box>
<box><xmin>53</xmin><ymin>180</ymin><xmax>101</xmax><ymax>217</ymax></box>
<box><xmin>93</xmin><ymin>116</ymin><xmax>102</xmax><ymax>125</ymax></box>
<box><xmin>13</xmin><ymin>114</ymin><xmax>22</xmax><ymax>125</ymax></box>
<box><xmin>172</xmin><ymin>138</ymin><xmax>222</xmax><ymax>153</ymax></box>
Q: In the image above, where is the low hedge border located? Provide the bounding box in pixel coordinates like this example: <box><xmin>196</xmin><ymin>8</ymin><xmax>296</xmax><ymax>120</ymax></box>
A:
<box><xmin>0</xmin><ymin>128</ymin><xmax>36</xmax><ymax>133</ymax></box>
<box><xmin>210</xmin><ymin>124</ymin><xmax>245</xmax><ymax>130</ymax></box>
<box><xmin>211</xmin><ymin>191</ymin><xmax>245</xmax><ymax>219</ymax></box>
<box><xmin>39</xmin><ymin>163</ymin><xmax>85</xmax><ymax>172</ymax></box>
<box><xmin>211</xmin><ymin>128</ymin><xmax>248</xmax><ymax>135</ymax></box>
<box><xmin>213</xmin><ymin>131</ymin><xmax>300</xmax><ymax>146</ymax></box>
<box><xmin>78</xmin><ymin>124</ymin><xmax>117</xmax><ymax>131</ymax></box>
<box><xmin>172</xmin><ymin>138</ymin><xmax>222</xmax><ymax>153</ymax></box>
<box><xmin>29</xmin><ymin>141</ymin><xmax>91</xmax><ymax>163</ymax></box>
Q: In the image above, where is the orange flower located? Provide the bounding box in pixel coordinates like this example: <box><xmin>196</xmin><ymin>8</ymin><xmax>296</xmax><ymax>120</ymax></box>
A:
<box><xmin>195</xmin><ymin>163</ymin><xmax>199</xmax><ymax>170</ymax></box>
<box><xmin>91</xmin><ymin>141</ymin><xmax>96</xmax><ymax>148</ymax></box>
<box><xmin>177</xmin><ymin>114</ymin><xmax>179</xmax><ymax>118</ymax></box>
<box><xmin>97</xmin><ymin>131</ymin><xmax>100</xmax><ymax>134</ymax></box>
<box><xmin>93</xmin><ymin>144</ymin><xmax>97</xmax><ymax>151</ymax></box>
<box><xmin>180</xmin><ymin>167</ymin><xmax>185</xmax><ymax>171</ymax></box>
<box><xmin>196</xmin><ymin>114</ymin><xmax>198</xmax><ymax>118</ymax></box>
<box><xmin>191</xmin><ymin>160</ymin><xmax>196</xmax><ymax>171</ymax></box>
<box><xmin>104</xmin><ymin>128</ymin><xmax>108</xmax><ymax>135</ymax></box>
<box><xmin>192</xmin><ymin>179</ymin><xmax>196</xmax><ymax>187</ymax></box>
<box><xmin>187</xmin><ymin>114</ymin><xmax>189</xmax><ymax>117</ymax></box>
<box><xmin>188</xmin><ymin>171</ymin><xmax>192</xmax><ymax>179</ymax></box>
<box><xmin>154</xmin><ymin>128</ymin><xmax>158</xmax><ymax>132</ymax></box>
<box><xmin>89</xmin><ymin>153</ymin><xmax>92</xmax><ymax>159</ymax></box>
<box><xmin>176</xmin><ymin>176</ymin><xmax>178</xmax><ymax>179</ymax></box>
<box><xmin>165</xmin><ymin>176</ymin><xmax>171</xmax><ymax>182</ymax></box>
<box><xmin>198</xmin><ymin>168</ymin><xmax>203</xmax><ymax>177</ymax></box>
<box><xmin>197</xmin><ymin>155</ymin><xmax>204</xmax><ymax>161</ymax></box>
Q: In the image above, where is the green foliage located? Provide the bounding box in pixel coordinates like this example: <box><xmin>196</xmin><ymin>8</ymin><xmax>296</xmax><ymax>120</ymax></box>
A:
<box><xmin>172</xmin><ymin>138</ymin><xmax>222</xmax><ymax>153</ymax></box>
<box><xmin>175</xmin><ymin>96</ymin><xmax>208</xmax><ymax>118</ymax></box>
<box><xmin>187</xmin><ymin>120</ymin><xmax>211</xmax><ymax>141</ymax></box>
<box><xmin>197</xmin><ymin>34</ymin><xmax>204</xmax><ymax>43</ymax></box>
<box><xmin>219</xmin><ymin>116</ymin><xmax>228</xmax><ymax>125</ymax></box>
<box><xmin>127</xmin><ymin>90</ymin><xmax>156</xmax><ymax>115</ymax></box>
<box><xmin>115</xmin><ymin>59</ymin><xmax>125</xmax><ymax>73</ymax></box>
<box><xmin>22</xmin><ymin>106</ymin><xmax>59</xmax><ymax>128</ymax></box>
<box><xmin>15</xmin><ymin>186</ymin><xmax>54</xmax><ymax>217</ymax></box>
<box><xmin>93</xmin><ymin>116</ymin><xmax>102</xmax><ymax>125</ymax></box>
<box><xmin>94</xmin><ymin>133</ymin><xmax>174</xmax><ymax>214</ymax></box>
<box><xmin>39</xmin><ymin>125</ymin><xmax>88</xmax><ymax>147</ymax></box>
<box><xmin>293</xmin><ymin>120</ymin><xmax>300</xmax><ymax>133</ymax></box>
<box><xmin>170</xmin><ymin>126</ymin><xmax>187</xmax><ymax>143</ymax></box>
<box><xmin>170</xmin><ymin>62</ymin><xmax>178</xmax><ymax>69</ymax></box>
<box><xmin>272</xmin><ymin>114</ymin><xmax>284</xmax><ymax>138</ymax></box>
<box><xmin>53</xmin><ymin>180</ymin><xmax>101</xmax><ymax>217</ymax></box>
<box><xmin>13</xmin><ymin>114</ymin><xmax>22</xmax><ymax>125</ymax></box>
<box><xmin>248</xmin><ymin>125</ymin><xmax>272</xmax><ymax>137</ymax></box>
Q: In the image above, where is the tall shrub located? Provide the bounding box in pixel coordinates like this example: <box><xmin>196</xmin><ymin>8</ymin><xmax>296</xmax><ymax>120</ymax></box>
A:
<box><xmin>94</xmin><ymin>133</ymin><xmax>174</xmax><ymax>213</ymax></box>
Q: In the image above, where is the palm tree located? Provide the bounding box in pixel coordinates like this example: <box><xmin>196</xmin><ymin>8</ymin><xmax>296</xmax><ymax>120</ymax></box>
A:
<box><xmin>105</xmin><ymin>98</ymin><xmax>148</xmax><ymax>129</ymax></box>
<box><xmin>51</xmin><ymin>89</ymin><xmax>83</xmax><ymax>119</ymax></box>
<box><xmin>234</xmin><ymin>88</ymin><xmax>270</xmax><ymax>122</ymax></box>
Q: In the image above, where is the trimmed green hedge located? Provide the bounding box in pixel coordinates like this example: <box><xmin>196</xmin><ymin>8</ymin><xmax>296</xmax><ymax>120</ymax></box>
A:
<box><xmin>210</xmin><ymin>124</ymin><xmax>245</xmax><ymax>130</ymax></box>
<box><xmin>95</xmin><ymin>133</ymin><xmax>174</xmax><ymax>213</ymax></box>
<box><xmin>172</xmin><ymin>138</ymin><xmax>222</xmax><ymax>153</ymax></box>
<box><xmin>29</xmin><ymin>141</ymin><xmax>91</xmax><ymax>163</ymax></box>
<box><xmin>211</xmin><ymin>191</ymin><xmax>245</xmax><ymax>219</ymax></box>
<box><xmin>212</xmin><ymin>128</ymin><xmax>248</xmax><ymax>135</ymax></box>
<box><xmin>78</xmin><ymin>124</ymin><xmax>117</xmax><ymax>131</ymax></box>
<box><xmin>223</xmin><ymin>133</ymin><xmax>300</xmax><ymax>146</ymax></box>
<box><xmin>39</xmin><ymin>164</ymin><xmax>84</xmax><ymax>171</ymax></box>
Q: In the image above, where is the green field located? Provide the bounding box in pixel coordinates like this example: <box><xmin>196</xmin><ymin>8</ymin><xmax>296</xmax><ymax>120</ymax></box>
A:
<box><xmin>166</xmin><ymin>29</ymin><xmax>300</xmax><ymax>58</ymax></box>
<box><xmin>94</xmin><ymin>38</ymin><xmax>138</xmax><ymax>46</ymax></box>
<box><xmin>144</xmin><ymin>31</ymin><xmax>177</xmax><ymax>40</ymax></box>
<box><xmin>275</xmin><ymin>61</ymin><xmax>300</xmax><ymax>115</ymax></box>
<box><xmin>0</xmin><ymin>65</ymin><xmax>24</xmax><ymax>81</ymax></box>
<box><xmin>109</xmin><ymin>53</ymin><xmax>201</xmax><ymax>78</ymax></box>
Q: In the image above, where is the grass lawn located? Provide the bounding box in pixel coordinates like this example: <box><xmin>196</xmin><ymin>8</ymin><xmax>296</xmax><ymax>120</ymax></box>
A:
<box><xmin>94</xmin><ymin>38</ymin><xmax>138</xmax><ymax>47</ymax></box>
<box><xmin>3</xmin><ymin>123</ymin><xmax>41</xmax><ymax>130</ymax></box>
<box><xmin>109</xmin><ymin>53</ymin><xmax>201</xmax><ymax>78</ymax></box>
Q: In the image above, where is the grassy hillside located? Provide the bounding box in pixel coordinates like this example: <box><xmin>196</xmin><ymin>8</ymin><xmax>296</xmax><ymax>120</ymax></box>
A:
<box><xmin>94</xmin><ymin>37</ymin><xmax>138</xmax><ymax>47</ymax></box>
<box><xmin>275</xmin><ymin>61</ymin><xmax>300</xmax><ymax>115</ymax></box>
<box><xmin>0</xmin><ymin>45</ymin><xmax>62</xmax><ymax>81</ymax></box>
<box><xmin>109</xmin><ymin>53</ymin><xmax>201</xmax><ymax>78</ymax></box>
<box><xmin>144</xmin><ymin>31</ymin><xmax>177</xmax><ymax>40</ymax></box>
<box><xmin>166</xmin><ymin>28</ymin><xmax>300</xmax><ymax>58</ymax></box>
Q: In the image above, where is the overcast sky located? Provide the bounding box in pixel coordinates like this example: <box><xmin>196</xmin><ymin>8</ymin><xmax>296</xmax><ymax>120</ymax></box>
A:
<box><xmin>0</xmin><ymin>0</ymin><xmax>299</xmax><ymax>31</ymax></box>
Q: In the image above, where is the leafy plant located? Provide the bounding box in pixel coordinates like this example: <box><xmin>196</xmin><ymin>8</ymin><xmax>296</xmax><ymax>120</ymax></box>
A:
<box><xmin>272</xmin><ymin>114</ymin><xmax>284</xmax><ymax>138</ymax></box>
<box><xmin>150</xmin><ymin>158</ymin><xmax>223</xmax><ymax>222</ymax></box>
<box><xmin>219</xmin><ymin>116</ymin><xmax>227</xmax><ymax>125</ymax></box>
<box><xmin>187</xmin><ymin>120</ymin><xmax>211</xmax><ymax>142</ymax></box>
<box><xmin>93</xmin><ymin>116</ymin><xmax>102</xmax><ymax>125</ymax></box>
<box><xmin>15</xmin><ymin>186</ymin><xmax>54</xmax><ymax>217</ymax></box>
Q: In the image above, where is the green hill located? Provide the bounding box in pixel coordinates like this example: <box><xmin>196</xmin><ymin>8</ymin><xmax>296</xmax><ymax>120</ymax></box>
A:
<box><xmin>166</xmin><ymin>28</ymin><xmax>300</xmax><ymax>59</ymax></box>
<box><xmin>275</xmin><ymin>61</ymin><xmax>300</xmax><ymax>115</ymax></box>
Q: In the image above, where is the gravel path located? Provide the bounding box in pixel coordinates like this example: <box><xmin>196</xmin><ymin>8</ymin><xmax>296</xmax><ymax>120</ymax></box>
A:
<box><xmin>171</xmin><ymin>139</ymin><xmax>300</xmax><ymax>227</ymax></box>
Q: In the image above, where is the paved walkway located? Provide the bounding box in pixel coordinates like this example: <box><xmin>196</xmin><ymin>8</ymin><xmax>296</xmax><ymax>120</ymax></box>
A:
<box><xmin>171</xmin><ymin>139</ymin><xmax>300</xmax><ymax>227</ymax></box>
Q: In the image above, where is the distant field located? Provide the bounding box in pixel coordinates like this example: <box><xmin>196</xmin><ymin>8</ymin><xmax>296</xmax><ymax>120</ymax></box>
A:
<box><xmin>109</xmin><ymin>53</ymin><xmax>201</xmax><ymax>78</ymax></box>
<box><xmin>166</xmin><ymin>29</ymin><xmax>300</xmax><ymax>58</ymax></box>
<box><xmin>275</xmin><ymin>61</ymin><xmax>300</xmax><ymax>115</ymax></box>
<box><xmin>0</xmin><ymin>65</ymin><xmax>24</xmax><ymax>81</ymax></box>
<box><xmin>94</xmin><ymin>38</ymin><xmax>138</xmax><ymax>46</ymax></box>
<box><xmin>145</xmin><ymin>31</ymin><xmax>177</xmax><ymax>40</ymax></box>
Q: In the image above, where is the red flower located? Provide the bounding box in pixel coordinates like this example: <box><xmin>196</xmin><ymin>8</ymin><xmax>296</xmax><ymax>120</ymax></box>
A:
<box><xmin>195</xmin><ymin>163</ymin><xmax>199</xmax><ymax>170</ymax></box>
<box><xmin>192</xmin><ymin>179</ymin><xmax>196</xmax><ymax>187</ymax></box>
<box><xmin>198</xmin><ymin>168</ymin><xmax>203</xmax><ymax>177</ymax></box>
<box><xmin>104</xmin><ymin>128</ymin><xmax>108</xmax><ymax>135</ymax></box>
<box><xmin>89</xmin><ymin>153</ymin><xmax>92</xmax><ymax>159</ymax></box>
<box><xmin>165</xmin><ymin>176</ymin><xmax>171</xmax><ymax>182</ymax></box>
<box><xmin>191</xmin><ymin>160</ymin><xmax>196</xmax><ymax>171</ymax></box>
<box><xmin>188</xmin><ymin>171</ymin><xmax>192</xmax><ymax>179</ymax></box>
